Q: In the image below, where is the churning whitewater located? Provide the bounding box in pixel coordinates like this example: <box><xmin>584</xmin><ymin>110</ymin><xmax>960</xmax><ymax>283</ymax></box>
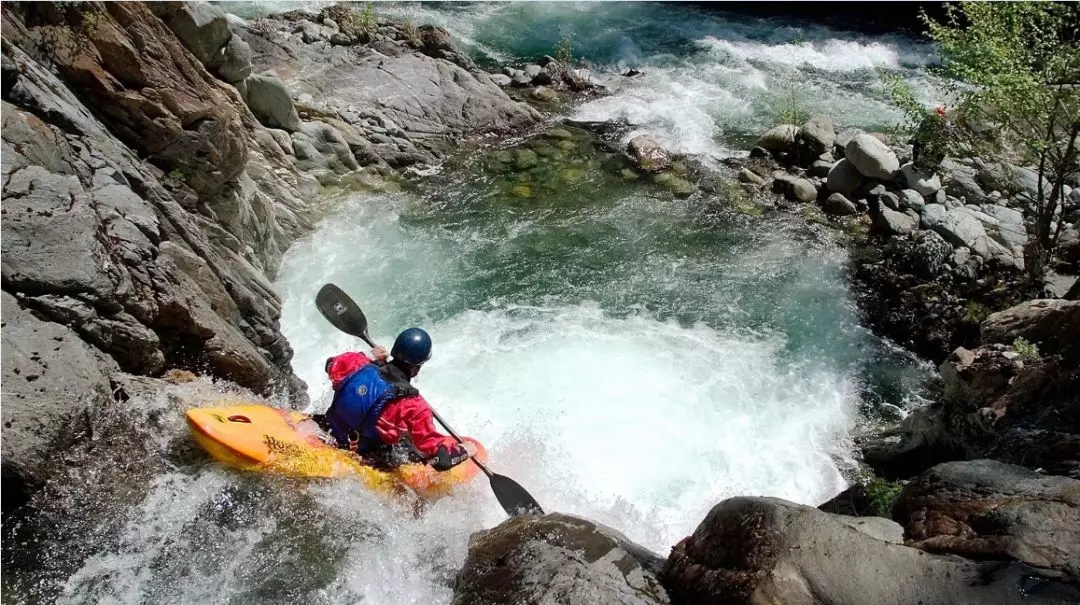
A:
<box><xmin>10</xmin><ymin>4</ymin><xmax>943</xmax><ymax>605</ymax></box>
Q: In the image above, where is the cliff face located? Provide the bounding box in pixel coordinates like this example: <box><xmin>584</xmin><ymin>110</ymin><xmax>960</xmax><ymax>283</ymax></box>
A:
<box><xmin>0</xmin><ymin>2</ymin><xmax>312</xmax><ymax>511</ymax></box>
<box><xmin>0</xmin><ymin>1</ymin><xmax>544</xmax><ymax>512</ymax></box>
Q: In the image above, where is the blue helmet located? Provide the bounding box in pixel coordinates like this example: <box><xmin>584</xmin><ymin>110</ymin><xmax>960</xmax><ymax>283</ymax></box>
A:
<box><xmin>391</xmin><ymin>327</ymin><xmax>432</xmax><ymax>367</ymax></box>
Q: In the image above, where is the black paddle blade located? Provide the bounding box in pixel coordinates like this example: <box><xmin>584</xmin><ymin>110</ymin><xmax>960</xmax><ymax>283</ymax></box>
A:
<box><xmin>489</xmin><ymin>473</ymin><xmax>544</xmax><ymax>516</ymax></box>
<box><xmin>315</xmin><ymin>283</ymin><xmax>375</xmax><ymax>346</ymax></box>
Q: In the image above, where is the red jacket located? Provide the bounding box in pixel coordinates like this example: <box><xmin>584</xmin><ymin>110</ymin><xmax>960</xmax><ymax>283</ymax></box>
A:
<box><xmin>325</xmin><ymin>352</ymin><xmax>455</xmax><ymax>459</ymax></box>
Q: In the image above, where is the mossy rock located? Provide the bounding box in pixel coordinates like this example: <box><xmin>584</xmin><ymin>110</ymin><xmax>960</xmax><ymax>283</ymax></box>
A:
<box><xmin>560</xmin><ymin>167</ymin><xmax>586</xmax><ymax>185</ymax></box>
<box><xmin>620</xmin><ymin>168</ymin><xmax>639</xmax><ymax>181</ymax></box>
<box><xmin>515</xmin><ymin>148</ymin><xmax>539</xmax><ymax>169</ymax></box>
<box><xmin>510</xmin><ymin>184</ymin><xmax>534</xmax><ymax>198</ymax></box>
<box><xmin>652</xmin><ymin>172</ymin><xmax>673</xmax><ymax>184</ymax></box>
<box><xmin>531</xmin><ymin>144</ymin><xmax>559</xmax><ymax>157</ymax></box>
<box><xmin>494</xmin><ymin>150</ymin><xmax>514</xmax><ymax>164</ymax></box>
<box><xmin>556</xmin><ymin>139</ymin><xmax>578</xmax><ymax>152</ymax></box>
<box><xmin>732</xmin><ymin>196</ymin><xmax>765</xmax><ymax>217</ymax></box>
<box><xmin>547</xmin><ymin>127</ymin><xmax>575</xmax><ymax>140</ymax></box>
<box><xmin>666</xmin><ymin>176</ymin><xmax>696</xmax><ymax>198</ymax></box>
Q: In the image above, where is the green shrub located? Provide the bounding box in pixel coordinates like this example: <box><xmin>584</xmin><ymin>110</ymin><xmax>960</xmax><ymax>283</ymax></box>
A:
<box><xmin>553</xmin><ymin>29</ymin><xmax>574</xmax><ymax>66</ymax></box>
<box><xmin>1012</xmin><ymin>336</ymin><xmax>1040</xmax><ymax>361</ymax></box>
<box><xmin>963</xmin><ymin>301</ymin><xmax>991</xmax><ymax>323</ymax></box>
<box><xmin>865</xmin><ymin>476</ymin><xmax>904</xmax><ymax>517</ymax></box>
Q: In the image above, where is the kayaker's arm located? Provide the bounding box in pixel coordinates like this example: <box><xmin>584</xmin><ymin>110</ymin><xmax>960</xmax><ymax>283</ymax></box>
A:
<box><xmin>381</xmin><ymin>393</ymin><xmax>473</xmax><ymax>471</ymax></box>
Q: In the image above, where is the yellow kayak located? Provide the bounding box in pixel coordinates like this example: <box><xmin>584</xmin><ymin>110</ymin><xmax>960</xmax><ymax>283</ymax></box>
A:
<box><xmin>186</xmin><ymin>403</ymin><xmax>486</xmax><ymax>500</ymax></box>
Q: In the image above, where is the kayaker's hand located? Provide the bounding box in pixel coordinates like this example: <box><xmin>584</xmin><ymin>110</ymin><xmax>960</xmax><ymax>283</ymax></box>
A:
<box><xmin>372</xmin><ymin>345</ymin><xmax>389</xmax><ymax>362</ymax></box>
<box><xmin>463</xmin><ymin>441</ymin><xmax>478</xmax><ymax>458</ymax></box>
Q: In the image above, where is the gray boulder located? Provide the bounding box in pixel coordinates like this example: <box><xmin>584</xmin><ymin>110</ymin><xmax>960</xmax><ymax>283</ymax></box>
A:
<box><xmin>935</xmin><ymin>209</ymin><xmax>990</xmax><ymax>258</ymax></box>
<box><xmin>942</xmin><ymin>160</ymin><xmax>986</xmax><ymax>204</ymax></box>
<box><xmin>900</xmin><ymin>189</ymin><xmax>926</xmax><ymax>212</ymax></box>
<box><xmin>796</xmin><ymin>114</ymin><xmax>835</xmax><ymax>158</ymax></box>
<box><xmin>901</xmin><ymin>161</ymin><xmax>942</xmax><ymax>196</ymax></box>
<box><xmin>825</xmin><ymin>192</ymin><xmax>858</xmax><ymax>216</ymax></box>
<box><xmin>826</xmin><ymin>158</ymin><xmax>864</xmax><ymax>196</ymax></box>
<box><xmin>1</xmin><ymin>292</ymin><xmax>119</xmax><ymax>511</ymax></box>
<box><xmin>875</xmin><ymin>206</ymin><xmax>917</xmax><ymax>235</ymax></box>
<box><xmin>453</xmin><ymin>513</ymin><xmax>669</xmax><ymax>605</ymax></box>
<box><xmin>737</xmin><ymin>167</ymin><xmax>765</xmax><ymax>186</ymax></box>
<box><xmin>808</xmin><ymin>158</ymin><xmax>833</xmax><ymax>178</ymax></box>
<box><xmin>244</xmin><ymin>72</ymin><xmax>301</xmax><ymax>132</ymax></box>
<box><xmin>490</xmin><ymin>73</ymin><xmax>512</xmax><ymax>86</ymax></box>
<box><xmin>291</xmin><ymin>121</ymin><xmax>360</xmax><ymax>175</ymax></box>
<box><xmin>150</xmin><ymin>1</ymin><xmax>231</xmax><ymax>65</ymax></box>
<box><xmin>894</xmin><ymin>460</ymin><xmax>1080</xmax><ymax>575</ymax></box>
<box><xmin>921</xmin><ymin>203</ymin><xmax>947</xmax><ymax>229</ymax></box>
<box><xmin>834</xmin><ymin>127</ymin><xmax>864</xmax><ymax>158</ymax></box>
<box><xmin>664</xmin><ymin>496</ymin><xmax>1069</xmax><ymax>605</ymax></box>
<box><xmin>213</xmin><ymin>35</ymin><xmax>253</xmax><ymax>83</ymax></box>
<box><xmin>981</xmin><ymin>299</ymin><xmax>1080</xmax><ymax>357</ymax></box>
<box><xmin>846</xmin><ymin>133</ymin><xmax>900</xmax><ymax>180</ymax></box>
<box><xmin>755</xmin><ymin>124</ymin><xmax>798</xmax><ymax>154</ymax></box>
<box><xmin>791</xmin><ymin>178</ymin><xmax>817</xmax><ymax>203</ymax></box>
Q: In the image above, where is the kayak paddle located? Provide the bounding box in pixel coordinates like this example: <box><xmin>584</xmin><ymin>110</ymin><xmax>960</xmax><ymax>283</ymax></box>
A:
<box><xmin>315</xmin><ymin>283</ymin><xmax>545</xmax><ymax>517</ymax></box>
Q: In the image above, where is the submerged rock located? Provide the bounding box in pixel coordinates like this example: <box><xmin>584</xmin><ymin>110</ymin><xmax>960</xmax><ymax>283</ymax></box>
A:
<box><xmin>627</xmin><ymin>135</ymin><xmax>672</xmax><ymax>173</ymax></box>
<box><xmin>454</xmin><ymin>513</ymin><xmax>669</xmax><ymax>605</ymax></box>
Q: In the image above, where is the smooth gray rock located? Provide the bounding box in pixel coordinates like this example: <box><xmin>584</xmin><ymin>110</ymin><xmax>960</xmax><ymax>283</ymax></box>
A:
<box><xmin>846</xmin><ymin>133</ymin><xmax>900</xmax><ymax>180</ymax></box>
<box><xmin>665</xmin><ymin>497</ymin><xmax>1065</xmax><ymax>605</ymax></box>
<box><xmin>490</xmin><ymin>73</ymin><xmax>512</xmax><ymax>86</ymax></box>
<box><xmin>935</xmin><ymin>209</ymin><xmax>990</xmax><ymax>258</ymax></box>
<box><xmin>244</xmin><ymin>72</ymin><xmax>301</xmax><ymax>131</ymax></box>
<box><xmin>942</xmin><ymin>161</ymin><xmax>986</xmax><ymax>204</ymax></box>
<box><xmin>791</xmin><ymin>178</ymin><xmax>818</xmax><ymax>203</ymax></box>
<box><xmin>921</xmin><ymin>203</ymin><xmax>948</xmax><ymax>229</ymax></box>
<box><xmin>756</xmin><ymin>124</ymin><xmax>798</xmax><ymax>154</ymax></box>
<box><xmin>875</xmin><ymin>206</ymin><xmax>917</xmax><ymax>235</ymax></box>
<box><xmin>834</xmin><ymin>127</ymin><xmax>864</xmax><ymax>157</ymax></box>
<box><xmin>151</xmin><ymin>1</ymin><xmax>231</xmax><ymax>65</ymax></box>
<box><xmin>825</xmin><ymin>192</ymin><xmax>858</xmax><ymax>216</ymax></box>
<box><xmin>901</xmin><ymin>161</ymin><xmax>942</xmax><ymax>196</ymax></box>
<box><xmin>214</xmin><ymin>34</ymin><xmax>253</xmax><ymax>83</ymax></box>
<box><xmin>737</xmin><ymin>167</ymin><xmax>765</xmax><ymax>186</ymax></box>
<box><xmin>454</xmin><ymin>513</ymin><xmax>669</xmax><ymax>605</ymax></box>
<box><xmin>880</xmin><ymin>191</ymin><xmax>900</xmax><ymax>211</ymax></box>
<box><xmin>900</xmin><ymin>189</ymin><xmax>925</xmax><ymax>212</ymax></box>
<box><xmin>291</xmin><ymin>121</ymin><xmax>360</xmax><ymax>174</ymax></box>
<box><xmin>808</xmin><ymin>158</ymin><xmax>833</xmax><ymax>178</ymax></box>
<box><xmin>826</xmin><ymin>158</ymin><xmax>864</xmax><ymax>196</ymax></box>
<box><xmin>796</xmin><ymin>114</ymin><xmax>836</xmax><ymax>158</ymax></box>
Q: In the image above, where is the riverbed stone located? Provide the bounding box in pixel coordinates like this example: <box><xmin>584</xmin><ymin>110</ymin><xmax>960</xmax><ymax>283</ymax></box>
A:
<box><xmin>825</xmin><ymin>193</ymin><xmax>858</xmax><ymax>216</ymax></box>
<box><xmin>826</xmin><ymin>158</ymin><xmax>864</xmax><ymax>196</ymax></box>
<box><xmin>846</xmin><ymin>133</ymin><xmax>900</xmax><ymax>180</ymax></box>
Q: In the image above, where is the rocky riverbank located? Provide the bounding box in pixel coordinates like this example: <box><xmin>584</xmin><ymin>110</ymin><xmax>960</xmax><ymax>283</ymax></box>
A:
<box><xmin>0</xmin><ymin>1</ymin><xmax>551</xmax><ymax>513</ymax></box>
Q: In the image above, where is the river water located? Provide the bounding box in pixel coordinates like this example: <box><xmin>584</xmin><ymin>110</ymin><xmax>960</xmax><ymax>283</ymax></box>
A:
<box><xmin>4</xmin><ymin>3</ymin><xmax>938</xmax><ymax>604</ymax></box>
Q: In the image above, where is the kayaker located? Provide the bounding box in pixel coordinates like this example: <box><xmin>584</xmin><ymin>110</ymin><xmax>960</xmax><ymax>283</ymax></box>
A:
<box><xmin>315</xmin><ymin>327</ymin><xmax>477</xmax><ymax>471</ymax></box>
